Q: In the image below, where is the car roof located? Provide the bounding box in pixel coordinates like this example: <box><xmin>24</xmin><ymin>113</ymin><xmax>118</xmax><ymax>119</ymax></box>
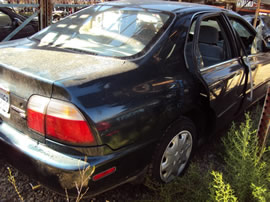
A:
<box><xmin>100</xmin><ymin>0</ymin><xmax>224</xmax><ymax>13</ymax></box>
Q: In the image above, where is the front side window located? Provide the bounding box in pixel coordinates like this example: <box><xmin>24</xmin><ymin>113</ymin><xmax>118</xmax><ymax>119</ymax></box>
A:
<box><xmin>32</xmin><ymin>5</ymin><xmax>173</xmax><ymax>58</ymax></box>
<box><xmin>229</xmin><ymin>18</ymin><xmax>261</xmax><ymax>55</ymax></box>
<box><xmin>0</xmin><ymin>11</ymin><xmax>12</xmax><ymax>27</ymax></box>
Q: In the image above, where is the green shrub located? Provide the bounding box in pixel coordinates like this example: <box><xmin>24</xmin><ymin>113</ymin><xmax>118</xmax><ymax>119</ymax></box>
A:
<box><xmin>208</xmin><ymin>171</ymin><xmax>237</xmax><ymax>202</ymax></box>
<box><xmin>251</xmin><ymin>183</ymin><xmax>268</xmax><ymax>202</ymax></box>
<box><xmin>221</xmin><ymin>113</ymin><xmax>267</xmax><ymax>201</ymax></box>
<box><xmin>250</xmin><ymin>164</ymin><xmax>270</xmax><ymax>202</ymax></box>
<box><xmin>210</xmin><ymin>112</ymin><xmax>270</xmax><ymax>202</ymax></box>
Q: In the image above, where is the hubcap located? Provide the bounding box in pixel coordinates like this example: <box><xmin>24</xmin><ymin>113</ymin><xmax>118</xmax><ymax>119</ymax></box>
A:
<box><xmin>160</xmin><ymin>130</ymin><xmax>193</xmax><ymax>183</ymax></box>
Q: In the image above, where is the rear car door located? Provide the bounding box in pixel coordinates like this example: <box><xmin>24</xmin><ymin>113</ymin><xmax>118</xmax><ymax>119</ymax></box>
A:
<box><xmin>185</xmin><ymin>13</ymin><xmax>247</xmax><ymax>125</ymax></box>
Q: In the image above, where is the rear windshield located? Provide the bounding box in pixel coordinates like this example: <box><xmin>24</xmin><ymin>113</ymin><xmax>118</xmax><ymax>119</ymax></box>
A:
<box><xmin>32</xmin><ymin>5</ymin><xmax>173</xmax><ymax>58</ymax></box>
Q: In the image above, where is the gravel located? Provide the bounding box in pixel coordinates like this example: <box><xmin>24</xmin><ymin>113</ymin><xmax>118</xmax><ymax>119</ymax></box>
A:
<box><xmin>0</xmin><ymin>151</ymin><xmax>59</xmax><ymax>201</ymax></box>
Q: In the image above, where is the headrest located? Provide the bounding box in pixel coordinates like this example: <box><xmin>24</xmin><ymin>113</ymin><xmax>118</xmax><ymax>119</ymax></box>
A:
<box><xmin>199</xmin><ymin>26</ymin><xmax>219</xmax><ymax>44</ymax></box>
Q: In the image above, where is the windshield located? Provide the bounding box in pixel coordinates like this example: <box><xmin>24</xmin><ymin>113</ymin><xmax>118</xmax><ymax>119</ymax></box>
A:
<box><xmin>32</xmin><ymin>5</ymin><xmax>173</xmax><ymax>58</ymax></box>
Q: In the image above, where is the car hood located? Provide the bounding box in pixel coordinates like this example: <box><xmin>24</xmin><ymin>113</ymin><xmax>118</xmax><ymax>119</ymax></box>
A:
<box><xmin>0</xmin><ymin>38</ymin><xmax>138</xmax><ymax>84</ymax></box>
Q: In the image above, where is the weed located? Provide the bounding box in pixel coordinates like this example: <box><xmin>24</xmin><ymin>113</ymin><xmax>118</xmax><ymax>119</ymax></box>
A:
<box><xmin>208</xmin><ymin>171</ymin><xmax>237</xmax><ymax>202</ymax></box>
<box><xmin>7</xmin><ymin>167</ymin><xmax>24</xmax><ymax>202</ymax></box>
<box><xmin>65</xmin><ymin>157</ymin><xmax>95</xmax><ymax>202</ymax></box>
<box><xmin>222</xmin><ymin>113</ymin><xmax>269</xmax><ymax>201</ymax></box>
<box><xmin>145</xmin><ymin>163</ymin><xmax>211</xmax><ymax>202</ymax></box>
<box><xmin>251</xmin><ymin>183</ymin><xmax>269</xmax><ymax>202</ymax></box>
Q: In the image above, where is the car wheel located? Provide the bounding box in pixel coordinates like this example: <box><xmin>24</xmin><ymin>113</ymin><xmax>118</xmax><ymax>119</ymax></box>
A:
<box><xmin>150</xmin><ymin>118</ymin><xmax>196</xmax><ymax>183</ymax></box>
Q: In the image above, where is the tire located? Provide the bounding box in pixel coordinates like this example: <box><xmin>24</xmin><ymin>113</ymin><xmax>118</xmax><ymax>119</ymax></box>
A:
<box><xmin>150</xmin><ymin>118</ymin><xmax>197</xmax><ymax>183</ymax></box>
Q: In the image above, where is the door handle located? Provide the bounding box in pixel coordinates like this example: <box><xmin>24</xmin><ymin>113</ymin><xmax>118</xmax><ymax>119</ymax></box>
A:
<box><xmin>243</xmin><ymin>56</ymin><xmax>254</xmax><ymax>101</ymax></box>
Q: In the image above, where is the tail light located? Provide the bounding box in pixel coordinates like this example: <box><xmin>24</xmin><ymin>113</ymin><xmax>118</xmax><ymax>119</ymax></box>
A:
<box><xmin>27</xmin><ymin>95</ymin><xmax>96</xmax><ymax>145</ymax></box>
<box><xmin>27</xmin><ymin>96</ymin><xmax>50</xmax><ymax>134</ymax></box>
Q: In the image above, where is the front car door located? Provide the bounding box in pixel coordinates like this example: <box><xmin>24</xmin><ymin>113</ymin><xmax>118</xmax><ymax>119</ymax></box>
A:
<box><xmin>227</xmin><ymin>14</ymin><xmax>270</xmax><ymax>108</ymax></box>
<box><xmin>185</xmin><ymin>12</ymin><xmax>248</xmax><ymax>127</ymax></box>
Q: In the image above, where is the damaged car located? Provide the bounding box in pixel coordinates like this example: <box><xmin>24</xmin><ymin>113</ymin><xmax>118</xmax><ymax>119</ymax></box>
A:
<box><xmin>244</xmin><ymin>14</ymin><xmax>270</xmax><ymax>49</ymax></box>
<box><xmin>0</xmin><ymin>7</ymin><xmax>38</xmax><ymax>42</ymax></box>
<box><xmin>0</xmin><ymin>0</ymin><xmax>270</xmax><ymax>197</ymax></box>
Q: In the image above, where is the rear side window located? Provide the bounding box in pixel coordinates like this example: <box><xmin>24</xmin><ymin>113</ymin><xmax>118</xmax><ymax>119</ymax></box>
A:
<box><xmin>186</xmin><ymin>16</ymin><xmax>233</xmax><ymax>68</ymax></box>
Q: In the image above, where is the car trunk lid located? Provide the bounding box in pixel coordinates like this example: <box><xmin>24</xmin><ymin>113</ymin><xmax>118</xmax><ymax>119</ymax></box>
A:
<box><xmin>0</xmin><ymin>39</ymin><xmax>131</xmax><ymax>82</ymax></box>
<box><xmin>0</xmin><ymin>39</ymin><xmax>138</xmax><ymax>144</ymax></box>
<box><xmin>0</xmin><ymin>62</ymin><xmax>53</xmax><ymax>143</ymax></box>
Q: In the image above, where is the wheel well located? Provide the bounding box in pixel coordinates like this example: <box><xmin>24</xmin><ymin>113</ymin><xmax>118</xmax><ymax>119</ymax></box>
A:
<box><xmin>183</xmin><ymin>107</ymin><xmax>216</xmax><ymax>140</ymax></box>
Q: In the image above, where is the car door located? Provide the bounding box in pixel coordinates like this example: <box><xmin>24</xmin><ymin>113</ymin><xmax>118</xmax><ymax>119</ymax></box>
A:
<box><xmin>227</xmin><ymin>15</ymin><xmax>270</xmax><ymax>107</ymax></box>
<box><xmin>185</xmin><ymin>13</ymin><xmax>248</xmax><ymax>126</ymax></box>
<box><xmin>0</xmin><ymin>10</ymin><xmax>13</xmax><ymax>41</ymax></box>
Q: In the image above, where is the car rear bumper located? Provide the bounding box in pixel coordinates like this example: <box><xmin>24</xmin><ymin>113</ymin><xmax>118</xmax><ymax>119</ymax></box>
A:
<box><xmin>0</xmin><ymin>121</ymin><xmax>154</xmax><ymax>197</ymax></box>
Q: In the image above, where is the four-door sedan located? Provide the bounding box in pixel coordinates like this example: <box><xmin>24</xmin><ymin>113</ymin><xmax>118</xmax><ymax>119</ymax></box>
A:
<box><xmin>0</xmin><ymin>7</ymin><xmax>38</xmax><ymax>42</ymax></box>
<box><xmin>0</xmin><ymin>0</ymin><xmax>270</xmax><ymax>197</ymax></box>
